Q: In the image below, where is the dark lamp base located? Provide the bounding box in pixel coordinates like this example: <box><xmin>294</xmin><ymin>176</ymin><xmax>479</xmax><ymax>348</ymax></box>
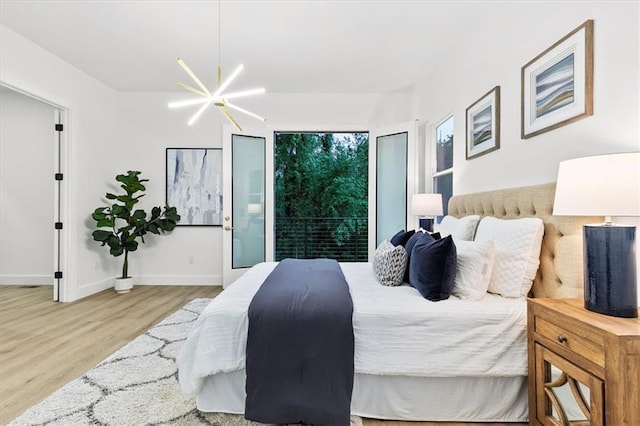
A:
<box><xmin>584</xmin><ymin>224</ymin><xmax>638</xmax><ymax>318</ymax></box>
<box><xmin>419</xmin><ymin>218</ymin><xmax>434</xmax><ymax>233</ymax></box>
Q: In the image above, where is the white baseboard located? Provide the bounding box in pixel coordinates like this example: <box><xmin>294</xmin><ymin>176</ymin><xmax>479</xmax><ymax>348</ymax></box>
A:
<box><xmin>75</xmin><ymin>277</ymin><xmax>115</xmax><ymax>300</ymax></box>
<box><xmin>134</xmin><ymin>275</ymin><xmax>222</xmax><ymax>286</ymax></box>
<box><xmin>66</xmin><ymin>276</ymin><xmax>222</xmax><ymax>302</ymax></box>
<box><xmin>0</xmin><ymin>275</ymin><xmax>53</xmax><ymax>285</ymax></box>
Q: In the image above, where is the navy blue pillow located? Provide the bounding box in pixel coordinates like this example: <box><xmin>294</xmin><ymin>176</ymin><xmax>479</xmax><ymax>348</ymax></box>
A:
<box><xmin>409</xmin><ymin>235</ymin><xmax>457</xmax><ymax>301</ymax></box>
<box><xmin>390</xmin><ymin>229</ymin><xmax>416</xmax><ymax>247</ymax></box>
<box><xmin>429</xmin><ymin>232</ymin><xmax>442</xmax><ymax>240</ymax></box>
<box><xmin>403</xmin><ymin>232</ymin><xmax>435</xmax><ymax>283</ymax></box>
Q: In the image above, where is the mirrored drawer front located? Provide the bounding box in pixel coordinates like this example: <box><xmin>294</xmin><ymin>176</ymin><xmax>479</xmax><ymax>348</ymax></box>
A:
<box><xmin>535</xmin><ymin>343</ymin><xmax>605</xmax><ymax>426</ymax></box>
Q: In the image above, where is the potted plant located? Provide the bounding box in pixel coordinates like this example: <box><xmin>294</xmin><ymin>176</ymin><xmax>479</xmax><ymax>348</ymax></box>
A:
<box><xmin>91</xmin><ymin>170</ymin><xmax>180</xmax><ymax>293</ymax></box>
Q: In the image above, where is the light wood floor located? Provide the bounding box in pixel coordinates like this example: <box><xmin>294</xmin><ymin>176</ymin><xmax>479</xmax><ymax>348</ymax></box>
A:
<box><xmin>0</xmin><ymin>284</ymin><xmax>220</xmax><ymax>424</ymax></box>
<box><xmin>0</xmin><ymin>285</ymin><xmax>524</xmax><ymax>426</ymax></box>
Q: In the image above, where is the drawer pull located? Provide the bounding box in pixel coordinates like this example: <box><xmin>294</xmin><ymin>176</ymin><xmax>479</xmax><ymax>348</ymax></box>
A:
<box><xmin>557</xmin><ymin>335</ymin><xmax>567</xmax><ymax>343</ymax></box>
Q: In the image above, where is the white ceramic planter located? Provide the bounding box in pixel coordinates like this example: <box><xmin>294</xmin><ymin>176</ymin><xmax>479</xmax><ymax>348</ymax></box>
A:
<box><xmin>114</xmin><ymin>277</ymin><xmax>133</xmax><ymax>294</ymax></box>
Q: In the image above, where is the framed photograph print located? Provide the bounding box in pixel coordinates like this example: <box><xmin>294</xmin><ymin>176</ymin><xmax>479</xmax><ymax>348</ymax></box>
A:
<box><xmin>521</xmin><ymin>20</ymin><xmax>594</xmax><ymax>139</ymax></box>
<box><xmin>466</xmin><ymin>86</ymin><xmax>500</xmax><ymax>160</ymax></box>
<box><xmin>166</xmin><ymin>148</ymin><xmax>223</xmax><ymax>226</ymax></box>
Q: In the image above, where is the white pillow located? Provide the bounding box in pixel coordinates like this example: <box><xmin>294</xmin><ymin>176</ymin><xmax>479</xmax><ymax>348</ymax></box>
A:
<box><xmin>474</xmin><ymin>216</ymin><xmax>544</xmax><ymax>298</ymax></box>
<box><xmin>434</xmin><ymin>215</ymin><xmax>480</xmax><ymax>240</ymax></box>
<box><xmin>372</xmin><ymin>240</ymin><xmax>408</xmax><ymax>286</ymax></box>
<box><xmin>451</xmin><ymin>239</ymin><xmax>495</xmax><ymax>300</ymax></box>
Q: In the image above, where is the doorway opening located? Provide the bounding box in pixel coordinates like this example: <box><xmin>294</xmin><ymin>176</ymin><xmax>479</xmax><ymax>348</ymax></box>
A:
<box><xmin>274</xmin><ymin>132</ymin><xmax>369</xmax><ymax>262</ymax></box>
<box><xmin>0</xmin><ymin>84</ymin><xmax>67</xmax><ymax>301</ymax></box>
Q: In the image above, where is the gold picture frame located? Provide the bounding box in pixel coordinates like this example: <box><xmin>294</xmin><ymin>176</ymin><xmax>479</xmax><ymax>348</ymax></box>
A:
<box><xmin>521</xmin><ymin>20</ymin><xmax>594</xmax><ymax>139</ymax></box>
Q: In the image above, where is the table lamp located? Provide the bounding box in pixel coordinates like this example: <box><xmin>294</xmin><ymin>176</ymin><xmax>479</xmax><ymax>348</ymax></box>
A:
<box><xmin>553</xmin><ymin>152</ymin><xmax>639</xmax><ymax>318</ymax></box>
<box><xmin>411</xmin><ymin>193</ymin><xmax>443</xmax><ymax>232</ymax></box>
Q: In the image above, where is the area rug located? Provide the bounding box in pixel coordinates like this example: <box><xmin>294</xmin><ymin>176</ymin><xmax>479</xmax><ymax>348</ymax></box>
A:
<box><xmin>10</xmin><ymin>298</ymin><xmax>363</xmax><ymax>426</ymax></box>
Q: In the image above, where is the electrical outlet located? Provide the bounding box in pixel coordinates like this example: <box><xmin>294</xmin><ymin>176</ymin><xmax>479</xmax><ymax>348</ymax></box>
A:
<box><xmin>187</xmin><ymin>256</ymin><xmax>194</xmax><ymax>265</ymax></box>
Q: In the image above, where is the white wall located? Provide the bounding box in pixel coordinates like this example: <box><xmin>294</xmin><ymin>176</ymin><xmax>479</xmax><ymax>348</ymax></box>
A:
<box><xmin>1</xmin><ymin>23</ymin><xmax>410</xmax><ymax>297</ymax></box>
<box><xmin>114</xmin><ymin>91</ymin><xmax>411</xmax><ymax>285</ymax></box>
<box><xmin>0</xmin><ymin>87</ymin><xmax>55</xmax><ymax>285</ymax></box>
<box><xmin>414</xmin><ymin>1</ymin><xmax>640</xmax><ymax>305</ymax></box>
<box><xmin>1</xmin><ymin>25</ymin><xmax>119</xmax><ymax>301</ymax></box>
<box><xmin>416</xmin><ymin>1</ymin><xmax>639</xmax><ymax>194</ymax></box>
<box><xmin>2</xmin><ymin>1</ymin><xmax>638</xmax><ymax>301</ymax></box>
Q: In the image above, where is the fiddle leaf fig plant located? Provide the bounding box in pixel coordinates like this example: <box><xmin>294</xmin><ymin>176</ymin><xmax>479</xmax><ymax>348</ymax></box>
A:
<box><xmin>91</xmin><ymin>170</ymin><xmax>180</xmax><ymax>279</ymax></box>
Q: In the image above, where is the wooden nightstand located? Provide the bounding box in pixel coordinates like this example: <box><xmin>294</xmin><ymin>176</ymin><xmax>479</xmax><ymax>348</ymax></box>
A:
<box><xmin>527</xmin><ymin>298</ymin><xmax>640</xmax><ymax>425</ymax></box>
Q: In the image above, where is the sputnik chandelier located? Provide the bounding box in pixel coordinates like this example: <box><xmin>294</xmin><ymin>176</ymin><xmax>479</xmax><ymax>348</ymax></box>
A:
<box><xmin>168</xmin><ymin>1</ymin><xmax>266</xmax><ymax>130</ymax></box>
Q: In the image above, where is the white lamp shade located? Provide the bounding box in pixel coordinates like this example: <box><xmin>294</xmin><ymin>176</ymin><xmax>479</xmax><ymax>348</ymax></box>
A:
<box><xmin>247</xmin><ymin>203</ymin><xmax>262</xmax><ymax>214</ymax></box>
<box><xmin>411</xmin><ymin>193</ymin><xmax>443</xmax><ymax>216</ymax></box>
<box><xmin>553</xmin><ymin>152</ymin><xmax>640</xmax><ymax>217</ymax></box>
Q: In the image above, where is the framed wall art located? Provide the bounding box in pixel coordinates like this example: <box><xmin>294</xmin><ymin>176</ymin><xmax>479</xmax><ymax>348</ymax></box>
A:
<box><xmin>166</xmin><ymin>148</ymin><xmax>223</xmax><ymax>226</ymax></box>
<box><xmin>466</xmin><ymin>86</ymin><xmax>500</xmax><ymax>160</ymax></box>
<box><xmin>521</xmin><ymin>20</ymin><xmax>594</xmax><ymax>139</ymax></box>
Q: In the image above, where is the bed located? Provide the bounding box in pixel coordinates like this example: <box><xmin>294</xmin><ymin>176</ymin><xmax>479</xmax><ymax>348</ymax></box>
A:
<box><xmin>177</xmin><ymin>182</ymin><xmax>598</xmax><ymax>422</ymax></box>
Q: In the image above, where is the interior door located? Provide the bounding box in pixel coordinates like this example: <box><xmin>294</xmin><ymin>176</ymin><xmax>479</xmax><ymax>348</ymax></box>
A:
<box><xmin>368</xmin><ymin>121</ymin><xmax>418</xmax><ymax>258</ymax></box>
<box><xmin>222</xmin><ymin>125</ymin><xmax>273</xmax><ymax>287</ymax></box>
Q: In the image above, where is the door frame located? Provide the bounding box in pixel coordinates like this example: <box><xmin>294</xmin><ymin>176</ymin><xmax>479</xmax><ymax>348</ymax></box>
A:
<box><xmin>222</xmin><ymin>124</ymin><xmax>272</xmax><ymax>287</ymax></box>
<box><xmin>0</xmin><ymin>82</ymin><xmax>70</xmax><ymax>301</ymax></box>
<box><xmin>221</xmin><ymin>121</ymin><xmax>417</xmax><ymax>285</ymax></box>
<box><xmin>368</xmin><ymin>120</ymin><xmax>419</xmax><ymax>258</ymax></box>
<box><xmin>222</xmin><ymin>124</ymin><xmax>369</xmax><ymax>286</ymax></box>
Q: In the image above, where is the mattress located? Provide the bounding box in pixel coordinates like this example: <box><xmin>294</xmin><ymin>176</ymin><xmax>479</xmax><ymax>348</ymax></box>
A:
<box><xmin>177</xmin><ymin>261</ymin><xmax>528</xmax><ymax>398</ymax></box>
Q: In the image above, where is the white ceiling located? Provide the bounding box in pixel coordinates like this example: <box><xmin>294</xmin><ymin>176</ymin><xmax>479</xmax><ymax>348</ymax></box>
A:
<box><xmin>1</xmin><ymin>0</ymin><xmax>489</xmax><ymax>94</ymax></box>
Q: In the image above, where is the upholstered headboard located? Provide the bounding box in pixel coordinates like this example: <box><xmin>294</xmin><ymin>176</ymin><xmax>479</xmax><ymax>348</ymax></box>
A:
<box><xmin>448</xmin><ymin>182</ymin><xmax>602</xmax><ymax>298</ymax></box>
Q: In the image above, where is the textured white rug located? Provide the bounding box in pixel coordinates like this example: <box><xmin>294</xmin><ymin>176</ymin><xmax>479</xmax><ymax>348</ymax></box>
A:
<box><xmin>10</xmin><ymin>298</ymin><xmax>363</xmax><ymax>426</ymax></box>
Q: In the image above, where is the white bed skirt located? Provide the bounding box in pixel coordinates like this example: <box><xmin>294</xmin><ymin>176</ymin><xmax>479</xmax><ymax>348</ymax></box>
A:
<box><xmin>195</xmin><ymin>370</ymin><xmax>529</xmax><ymax>422</ymax></box>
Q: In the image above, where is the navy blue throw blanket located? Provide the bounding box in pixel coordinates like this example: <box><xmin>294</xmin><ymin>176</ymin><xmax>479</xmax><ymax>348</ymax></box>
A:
<box><xmin>245</xmin><ymin>258</ymin><xmax>354</xmax><ymax>425</ymax></box>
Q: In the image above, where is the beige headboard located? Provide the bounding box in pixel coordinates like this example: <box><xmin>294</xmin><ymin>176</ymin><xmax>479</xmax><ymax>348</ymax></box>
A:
<box><xmin>448</xmin><ymin>182</ymin><xmax>602</xmax><ymax>298</ymax></box>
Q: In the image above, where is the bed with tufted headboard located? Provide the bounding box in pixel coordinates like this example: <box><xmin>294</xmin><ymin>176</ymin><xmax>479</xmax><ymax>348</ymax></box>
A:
<box><xmin>448</xmin><ymin>182</ymin><xmax>600</xmax><ymax>299</ymax></box>
<box><xmin>177</xmin><ymin>183</ymin><xmax>596</xmax><ymax>422</ymax></box>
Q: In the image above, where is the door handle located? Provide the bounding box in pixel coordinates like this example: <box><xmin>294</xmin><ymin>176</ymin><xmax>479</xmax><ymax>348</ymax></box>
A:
<box><xmin>224</xmin><ymin>225</ymin><xmax>235</xmax><ymax>231</ymax></box>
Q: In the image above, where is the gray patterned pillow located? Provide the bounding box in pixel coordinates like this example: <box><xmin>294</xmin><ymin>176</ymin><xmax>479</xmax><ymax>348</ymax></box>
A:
<box><xmin>372</xmin><ymin>240</ymin><xmax>408</xmax><ymax>286</ymax></box>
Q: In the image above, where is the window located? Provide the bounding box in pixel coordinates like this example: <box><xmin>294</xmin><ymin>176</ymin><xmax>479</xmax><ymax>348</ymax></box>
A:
<box><xmin>274</xmin><ymin>132</ymin><xmax>369</xmax><ymax>261</ymax></box>
<box><xmin>432</xmin><ymin>116</ymin><xmax>453</xmax><ymax>220</ymax></box>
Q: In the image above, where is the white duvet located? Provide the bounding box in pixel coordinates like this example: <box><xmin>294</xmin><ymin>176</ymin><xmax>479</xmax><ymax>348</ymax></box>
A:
<box><xmin>177</xmin><ymin>262</ymin><xmax>528</xmax><ymax>397</ymax></box>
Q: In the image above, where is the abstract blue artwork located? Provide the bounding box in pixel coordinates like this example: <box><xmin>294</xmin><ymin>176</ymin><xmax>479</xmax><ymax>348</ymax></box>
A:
<box><xmin>472</xmin><ymin>105</ymin><xmax>492</xmax><ymax>146</ymax></box>
<box><xmin>535</xmin><ymin>53</ymin><xmax>575</xmax><ymax>119</ymax></box>
<box><xmin>166</xmin><ymin>148</ymin><xmax>222</xmax><ymax>226</ymax></box>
